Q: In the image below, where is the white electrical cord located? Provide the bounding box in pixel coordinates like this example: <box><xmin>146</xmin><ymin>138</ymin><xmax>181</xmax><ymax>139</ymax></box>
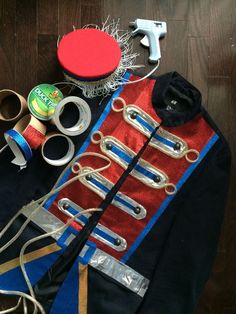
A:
<box><xmin>0</xmin><ymin>152</ymin><xmax>111</xmax><ymax>314</ymax></box>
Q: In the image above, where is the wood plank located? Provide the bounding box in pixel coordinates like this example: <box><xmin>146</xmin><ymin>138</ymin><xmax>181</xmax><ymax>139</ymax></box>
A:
<box><xmin>15</xmin><ymin>0</ymin><xmax>37</xmax><ymax>97</ymax></box>
<box><xmin>188</xmin><ymin>0</ymin><xmax>210</xmax><ymax>37</ymax></box>
<box><xmin>187</xmin><ymin>37</ymin><xmax>209</xmax><ymax>104</ymax></box>
<box><xmin>81</xmin><ymin>0</ymin><xmax>102</xmax><ymax>26</ymax></box>
<box><xmin>37</xmin><ymin>34</ymin><xmax>63</xmax><ymax>84</ymax></box>
<box><xmin>37</xmin><ymin>0</ymin><xmax>59</xmax><ymax>34</ymax></box>
<box><xmin>209</xmin><ymin>0</ymin><xmax>232</xmax><ymax>76</ymax></box>
<box><xmin>58</xmin><ymin>0</ymin><xmax>81</xmax><ymax>34</ymax></box>
<box><xmin>163</xmin><ymin>20</ymin><xmax>188</xmax><ymax>77</ymax></box>
<box><xmin>0</xmin><ymin>0</ymin><xmax>16</xmax><ymax>89</ymax></box>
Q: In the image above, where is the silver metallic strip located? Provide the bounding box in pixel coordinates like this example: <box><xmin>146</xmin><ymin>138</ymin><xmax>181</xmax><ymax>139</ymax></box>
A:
<box><xmin>79</xmin><ymin>167</ymin><xmax>146</xmax><ymax>220</ymax></box>
<box><xmin>22</xmin><ymin>206</ymin><xmax>149</xmax><ymax>297</ymax></box>
<box><xmin>89</xmin><ymin>248</ymin><xmax>149</xmax><ymax>297</ymax></box>
<box><xmin>99</xmin><ymin>135</ymin><xmax>170</xmax><ymax>189</ymax></box>
<box><xmin>21</xmin><ymin>203</ymin><xmax>66</xmax><ymax>241</ymax></box>
<box><xmin>124</xmin><ymin>105</ymin><xmax>188</xmax><ymax>158</ymax></box>
<box><xmin>58</xmin><ymin>198</ymin><xmax>127</xmax><ymax>252</ymax></box>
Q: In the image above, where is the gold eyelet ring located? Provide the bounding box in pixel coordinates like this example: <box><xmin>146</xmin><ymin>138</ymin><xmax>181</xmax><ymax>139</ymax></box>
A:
<box><xmin>185</xmin><ymin>149</ymin><xmax>200</xmax><ymax>163</ymax></box>
<box><xmin>111</xmin><ymin>97</ymin><xmax>126</xmax><ymax>112</ymax></box>
<box><xmin>164</xmin><ymin>183</ymin><xmax>177</xmax><ymax>195</ymax></box>
<box><xmin>91</xmin><ymin>131</ymin><xmax>104</xmax><ymax>144</ymax></box>
<box><xmin>71</xmin><ymin>162</ymin><xmax>82</xmax><ymax>174</ymax></box>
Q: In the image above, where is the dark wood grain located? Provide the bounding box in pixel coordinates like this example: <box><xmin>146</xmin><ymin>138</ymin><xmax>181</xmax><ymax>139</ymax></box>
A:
<box><xmin>0</xmin><ymin>1</ymin><xmax>235</xmax><ymax>313</ymax></box>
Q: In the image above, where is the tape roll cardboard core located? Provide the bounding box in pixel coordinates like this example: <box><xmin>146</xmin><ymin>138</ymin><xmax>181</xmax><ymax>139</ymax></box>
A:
<box><xmin>0</xmin><ymin>89</ymin><xmax>27</xmax><ymax>122</ymax></box>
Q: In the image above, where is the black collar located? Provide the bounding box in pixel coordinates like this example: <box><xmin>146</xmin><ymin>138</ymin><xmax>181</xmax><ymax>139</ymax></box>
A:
<box><xmin>152</xmin><ymin>72</ymin><xmax>202</xmax><ymax>127</ymax></box>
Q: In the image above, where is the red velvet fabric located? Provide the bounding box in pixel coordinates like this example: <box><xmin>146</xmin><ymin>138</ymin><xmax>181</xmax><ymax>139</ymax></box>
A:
<box><xmin>49</xmin><ymin>75</ymin><xmax>215</xmax><ymax>260</ymax></box>
<box><xmin>22</xmin><ymin>124</ymin><xmax>45</xmax><ymax>149</ymax></box>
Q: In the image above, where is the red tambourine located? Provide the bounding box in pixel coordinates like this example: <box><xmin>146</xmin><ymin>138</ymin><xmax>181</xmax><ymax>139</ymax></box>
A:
<box><xmin>57</xmin><ymin>28</ymin><xmax>122</xmax><ymax>81</ymax></box>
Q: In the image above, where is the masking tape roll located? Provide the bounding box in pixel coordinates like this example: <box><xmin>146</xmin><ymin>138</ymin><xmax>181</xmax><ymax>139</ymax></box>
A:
<box><xmin>0</xmin><ymin>89</ymin><xmax>28</xmax><ymax>122</ymax></box>
<box><xmin>13</xmin><ymin>114</ymin><xmax>47</xmax><ymax>149</ymax></box>
<box><xmin>41</xmin><ymin>133</ymin><xmax>75</xmax><ymax>166</ymax></box>
<box><xmin>52</xmin><ymin>96</ymin><xmax>91</xmax><ymax>136</ymax></box>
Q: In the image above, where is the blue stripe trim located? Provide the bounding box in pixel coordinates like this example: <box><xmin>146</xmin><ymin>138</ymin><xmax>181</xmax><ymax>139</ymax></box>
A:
<box><xmin>44</xmin><ymin>72</ymin><xmax>131</xmax><ymax>210</ymax></box>
<box><xmin>63</xmin><ymin>205</ymin><xmax>116</xmax><ymax>245</ymax></box>
<box><xmin>111</xmin><ymin>145</ymin><xmax>157</xmax><ymax>180</ymax></box>
<box><xmin>136</xmin><ymin>115</ymin><xmax>175</xmax><ymax>148</ymax></box>
<box><xmin>121</xmin><ymin>133</ymin><xmax>219</xmax><ymax>263</ymax></box>
<box><xmin>90</xmin><ymin>177</ymin><xmax>135</xmax><ymax>210</ymax></box>
<box><xmin>5</xmin><ymin>129</ymin><xmax>33</xmax><ymax>161</ymax></box>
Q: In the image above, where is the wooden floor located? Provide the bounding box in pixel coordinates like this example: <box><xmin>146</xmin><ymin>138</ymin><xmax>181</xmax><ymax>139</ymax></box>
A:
<box><xmin>0</xmin><ymin>0</ymin><xmax>235</xmax><ymax>313</ymax></box>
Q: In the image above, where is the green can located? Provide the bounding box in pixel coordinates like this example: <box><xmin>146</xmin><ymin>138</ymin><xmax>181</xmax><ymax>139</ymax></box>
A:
<box><xmin>27</xmin><ymin>84</ymin><xmax>63</xmax><ymax>121</ymax></box>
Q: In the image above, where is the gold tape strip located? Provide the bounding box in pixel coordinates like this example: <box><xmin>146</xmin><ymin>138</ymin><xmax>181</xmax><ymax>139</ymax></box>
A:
<box><xmin>0</xmin><ymin>89</ymin><xmax>28</xmax><ymax>122</ymax></box>
<box><xmin>0</xmin><ymin>243</ymin><xmax>61</xmax><ymax>274</ymax></box>
<box><xmin>78</xmin><ymin>264</ymin><xmax>88</xmax><ymax>314</ymax></box>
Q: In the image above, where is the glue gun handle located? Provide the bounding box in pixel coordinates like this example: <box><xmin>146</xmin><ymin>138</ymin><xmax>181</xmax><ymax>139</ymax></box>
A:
<box><xmin>147</xmin><ymin>31</ymin><xmax>161</xmax><ymax>63</ymax></box>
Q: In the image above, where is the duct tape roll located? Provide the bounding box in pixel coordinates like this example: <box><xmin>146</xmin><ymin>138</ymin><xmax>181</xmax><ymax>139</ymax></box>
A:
<box><xmin>41</xmin><ymin>133</ymin><xmax>75</xmax><ymax>166</ymax></box>
<box><xmin>0</xmin><ymin>89</ymin><xmax>28</xmax><ymax>122</ymax></box>
<box><xmin>13</xmin><ymin>114</ymin><xmax>47</xmax><ymax>149</ymax></box>
<box><xmin>27</xmin><ymin>84</ymin><xmax>63</xmax><ymax>121</ymax></box>
<box><xmin>52</xmin><ymin>96</ymin><xmax>91</xmax><ymax>136</ymax></box>
<box><xmin>4</xmin><ymin>129</ymin><xmax>32</xmax><ymax>168</ymax></box>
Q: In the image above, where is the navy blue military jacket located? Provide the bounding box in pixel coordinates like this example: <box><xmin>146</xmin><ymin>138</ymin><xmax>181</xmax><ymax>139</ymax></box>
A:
<box><xmin>0</xmin><ymin>72</ymin><xmax>231</xmax><ymax>314</ymax></box>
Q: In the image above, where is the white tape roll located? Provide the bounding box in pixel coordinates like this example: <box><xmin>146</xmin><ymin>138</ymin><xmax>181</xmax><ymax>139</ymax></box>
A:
<box><xmin>41</xmin><ymin>133</ymin><xmax>75</xmax><ymax>166</ymax></box>
<box><xmin>52</xmin><ymin>96</ymin><xmax>91</xmax><ymax>136</ymax></box>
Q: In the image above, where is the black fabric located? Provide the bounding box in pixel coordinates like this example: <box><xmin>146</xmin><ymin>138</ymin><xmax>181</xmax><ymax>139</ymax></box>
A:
<box><xmin>0</xmin><ymin>72</ymin><xmax>231</xmax><ymax>314</ymax></box>
<box><xmin>33</xmin><ymin>123</ymin><xmax>160</xmax><ymax>312</ymax></box>
<box><xmin>152</xmin><ymin>71</ymin><xmax>202</xmax><ymax>127</ymax></box>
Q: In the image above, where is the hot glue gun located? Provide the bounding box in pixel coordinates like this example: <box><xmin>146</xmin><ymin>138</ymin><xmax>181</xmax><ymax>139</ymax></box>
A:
<box><xmin>130</xmin><ymin>19</ymin><xmax>167</xmax><ymax>63</ymax></box>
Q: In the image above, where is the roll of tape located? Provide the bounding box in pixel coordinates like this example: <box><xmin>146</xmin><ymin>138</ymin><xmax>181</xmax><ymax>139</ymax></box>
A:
<box><xmin>27</xmin><ymin>84</ymin><xmax>63</xmax><ymax>121</ymax></box>
<box><xmin>41</xmin><ymin>133</ymin><xmax>75</xmax><ymax>166</ymax></box>
<box><xmin>13</xmin><ymin>114</ymin><xmax>47</xmax><ymax>149</ymax></box>
<box><xmin>4</xmin><ymin>129</ymin><xmax>32</xmax><ymax>168</ymax></box>
<box><xmin>0</xmin><ymin>89</ymin><xmax>28</xmax><ymax>122</ymax></box>
<box><xmin>52</xmin><ymin>96</ymin><xmax>91</xmax><ymax>136</ymax></box>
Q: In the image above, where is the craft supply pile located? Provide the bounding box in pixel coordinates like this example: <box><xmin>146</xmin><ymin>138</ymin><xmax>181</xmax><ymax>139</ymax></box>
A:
<box><xmin>0</xmin><ymin>18</ymin><xmax>231</xmax><ymax>314</ymax></box>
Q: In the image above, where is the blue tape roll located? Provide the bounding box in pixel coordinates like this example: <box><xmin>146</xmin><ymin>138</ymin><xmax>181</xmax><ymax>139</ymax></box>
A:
<box><xmin>5</xmin><ymin>129</ymin><xmax>33</xmax><ymax>161</ymax></box>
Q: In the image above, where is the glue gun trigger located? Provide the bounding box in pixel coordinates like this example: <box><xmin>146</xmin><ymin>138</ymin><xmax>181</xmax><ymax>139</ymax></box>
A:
<box><xmin>140</xmin><ymin>35</ymin><xmax>149</xmax><ymax>47</ymax></box>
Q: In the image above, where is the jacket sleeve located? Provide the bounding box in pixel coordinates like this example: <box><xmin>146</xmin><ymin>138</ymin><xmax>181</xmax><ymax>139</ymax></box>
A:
<box><xmin>137</xmin><ymin>136</ymin><xmax>231</xmax><ymax>314</ymax></box>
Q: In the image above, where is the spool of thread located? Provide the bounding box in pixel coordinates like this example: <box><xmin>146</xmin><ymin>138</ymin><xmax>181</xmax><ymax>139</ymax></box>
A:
<box><xmin>41</xmin><ymin>133</ymin><xmax>75</xmax><ymax>166</ymax></box>
<box><xmin>0</xmin><ymin>89</ymin><xmax>28</xmax><ymax>122</ymax></box>
<box><xmin>57</xmin><ymin>28</ymin><xmax>122</xmax><ymax>81</ymax></box>
<box><xmin>27</xmin><ymin>84</ymin><xmax>63</xmax><ymax>121</ymax></box>
<box><xmin>52</xmin><ymin>96</ymin><xmax>91</xmax><ymax>136</ymax></box>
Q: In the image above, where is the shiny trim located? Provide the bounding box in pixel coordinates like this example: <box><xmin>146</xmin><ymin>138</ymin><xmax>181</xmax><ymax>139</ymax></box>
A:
<box><xmin>89</xmin><ymin>248</ymin><xmax>149</xmax><ymax>297</ymax></box>
<box><xmin>112</xmin><ymin>99</ymin><xmax>199</xmax><ymax>163</ymax></box>
<box><xmin>91</xmin><ymin>132</ymin><xmax>176</xmax><ymax>195</ymax></box>
<box><xmin>58</xmin><ymin>198</ymin><xmax>127</xmax><ymax>252</ymax></box>
<box><xmin>79</xmin><ymin>167</ymin><xmax>146</xmax><ymax>220</ymax></box>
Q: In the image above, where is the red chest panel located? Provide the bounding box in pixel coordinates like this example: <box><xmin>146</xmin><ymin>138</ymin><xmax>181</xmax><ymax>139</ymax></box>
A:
<box><xmin>48</xmin><ymin>75</ymin><xmax>215</xmax><ymax>260</ymax></box>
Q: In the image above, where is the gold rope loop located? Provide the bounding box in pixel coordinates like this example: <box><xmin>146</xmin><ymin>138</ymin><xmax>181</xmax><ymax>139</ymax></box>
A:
<box><xmin>91</xmin><ymin>131</ymin><xmax>104</xmax><ymax>144</ymax></box>
<box><xmin>71</xmin><ymin>162</ymin><xmax>82</xmax><ymax>174</ymax></box>
<box><xmin>111</xmin><ymin>97</ymin><xmax>126</xmax><ymax>112</ymax></box>
<box><xmin>185</xmin><ymin>149</ymin><xmax>200</xmax><ymax>163</ymax></box>
<box><xmin>164</xmin><ymin>183</ymin><xmax>177</xmax><ymax>195</ymax></box>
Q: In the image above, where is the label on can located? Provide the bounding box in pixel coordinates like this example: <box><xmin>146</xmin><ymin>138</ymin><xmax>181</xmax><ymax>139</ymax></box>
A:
<box><xmin>27</xmin><ymin>84</ymin><xmax>63</xmax><ymax>121</ymax></box>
